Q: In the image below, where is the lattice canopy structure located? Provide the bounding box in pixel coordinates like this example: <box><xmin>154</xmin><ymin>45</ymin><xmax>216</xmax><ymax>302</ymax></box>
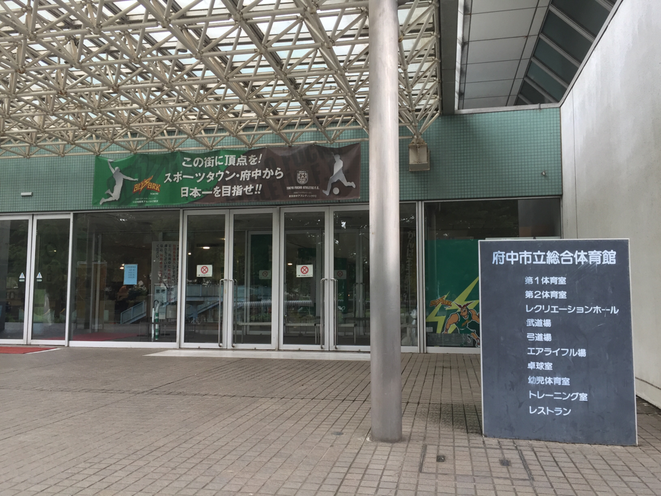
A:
<box><xmin>0</xmin><ymin>0</ymin><xmax>442</xmax><ymax>158</ymax></box>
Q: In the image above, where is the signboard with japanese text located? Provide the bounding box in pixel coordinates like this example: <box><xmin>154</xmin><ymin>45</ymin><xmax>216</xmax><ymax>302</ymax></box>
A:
<box><xmin>93</xmin><ymin>144</ymin><xmax>360</xmax><ymax>207</ymax></box>
<box><xmin>152</xmin><ymin>242</ymin><xmax>178</xmax><ymax>286</ymax></box>
<box><xmin>479</xmin><ymin>239</ymin><xmax>636</xmax><ymax>445</ymax></box>
<box><xmin>123</xmin><ymin>264</ymin><xmax>138</xmax><ymax>285</ymax></box>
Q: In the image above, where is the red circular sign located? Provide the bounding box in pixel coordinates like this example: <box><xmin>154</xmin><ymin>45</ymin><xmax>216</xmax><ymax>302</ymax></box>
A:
<box><xmin>200</xmin><ymin>266</ymin><xmax>209</xmax><ymax>274</ymax></box>
<box><xmin>300</xmin><ymin>266</ymin><xmax>309</xmax><ymax>275</ymax></box>
<box><xmin>261</xmin><ymin>271</ymin><xmax>269</xmax><ymax>277</ymax></box>
<box><xmin>336</xmin><ymin>270</ymin><xmax>344</xmax><ymax>277</ymax></box>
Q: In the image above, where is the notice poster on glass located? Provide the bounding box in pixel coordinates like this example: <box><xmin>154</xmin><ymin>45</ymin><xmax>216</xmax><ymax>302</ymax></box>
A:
<box><xmin>123</xmin><ymin>264</ymin><xmax>138</xmax><ymax>285</ymax></box>
<box><xmin>479</xmin><ymin>239</ymin><xmax>636</xmax><ymax>445</ymax></box>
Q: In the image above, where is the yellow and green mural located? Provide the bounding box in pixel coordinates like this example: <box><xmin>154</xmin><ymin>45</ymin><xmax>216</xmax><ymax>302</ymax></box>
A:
<box><xmin>425</xmin><ymin>239</ymin><xmax>480</xmax><ymax>347</ymax></box>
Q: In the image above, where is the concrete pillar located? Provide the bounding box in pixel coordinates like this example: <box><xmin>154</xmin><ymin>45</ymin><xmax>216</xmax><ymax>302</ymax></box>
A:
<box><xmin>368</xmin><ymin>0</ymin><xmax>402</xmax><ymax>443</ymax></box>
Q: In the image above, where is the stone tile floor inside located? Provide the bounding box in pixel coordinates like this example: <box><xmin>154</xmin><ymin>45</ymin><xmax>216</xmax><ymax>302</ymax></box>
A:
<box><xmin>1</xmin><ymin>348</ymin><xmax>661</xmax><ymax>495</ymax></box>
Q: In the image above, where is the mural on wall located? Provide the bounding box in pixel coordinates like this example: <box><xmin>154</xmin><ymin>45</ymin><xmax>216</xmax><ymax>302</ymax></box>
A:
<box><xmin>93</xmin><ymin>144</ymin><xmax>360</xmax><ymax>207</ymax></box>
<box><xmin>425</xmin><ymin>239</ymin><xmax>480</xmax><ymax>347</ymax></box>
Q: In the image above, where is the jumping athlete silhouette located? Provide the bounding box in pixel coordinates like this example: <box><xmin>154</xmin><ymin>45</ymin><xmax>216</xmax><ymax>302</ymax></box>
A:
<box><xmin>100</xmin><ymin>159</ymin><xmax>138</xmax><ymax>205</ymax></box>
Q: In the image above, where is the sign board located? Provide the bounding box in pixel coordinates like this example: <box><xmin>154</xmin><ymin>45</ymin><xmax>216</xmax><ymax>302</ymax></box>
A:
<box><xmin>93</xmin><ymin>144</ymin><xmax>360</xmax><ymax>207</ymax></box>
<box><xmin>197</xmin><ymin>265</ymin><xmax>213</xmax><ymax>278</ymax></box>
<box><xmin>123</xmin><ymin>264</ymin><xmax>138</xmax><ymax>285</ymax></box>
<box><xmin>152</xmin><ymin>242</ymin><xmax>178</xmax><ymax>286</ymax></box>
<box><xmin>479</xmin><ymin>239</ymin><xmax>636</xmax><ymax>445</ymax></box>
<box><xmin>259</xmin><ymin>270</ymin><xmax>272</xmax><ymax>280</ymax></box>
<box><xmin>334</xmin><ymin>269</ymin><xmax>347</xmax><ymax>280</ymax></box>
<box><xmin>296</xmin><ymin>264</ymin><xmax>313</xmax><ymax>278</ymax></box>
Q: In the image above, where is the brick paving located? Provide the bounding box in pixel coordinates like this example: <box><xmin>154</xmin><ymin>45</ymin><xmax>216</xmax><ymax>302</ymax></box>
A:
<box><xmin>1</xmin><ymin>348</ymin><xmax>661</xmax><ymax>495</ymax></box>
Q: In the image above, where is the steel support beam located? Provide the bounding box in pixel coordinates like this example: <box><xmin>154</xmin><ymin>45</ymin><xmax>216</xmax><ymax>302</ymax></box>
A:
<box><xmin>440</xmin><ymin>0</ymin><xmax>460</xmax><ymax>114</ymax></box>
<box><xmin>368</xmin><ymin>0</ymin><xmax>402</xmax><ymax>443</ymax></box>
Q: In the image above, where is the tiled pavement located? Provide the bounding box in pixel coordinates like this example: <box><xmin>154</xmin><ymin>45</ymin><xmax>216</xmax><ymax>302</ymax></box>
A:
<box><xmin>2</xmin><ymin>348</ymin><xmax>661</xmax><ymax>495</ymax></box>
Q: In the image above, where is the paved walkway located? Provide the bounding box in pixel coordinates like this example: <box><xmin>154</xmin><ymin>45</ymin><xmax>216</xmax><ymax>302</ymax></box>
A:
<box><xmin>1</xmin><ymin>348</ymin><xmax>661</xmax><ymax>495</ymax></box>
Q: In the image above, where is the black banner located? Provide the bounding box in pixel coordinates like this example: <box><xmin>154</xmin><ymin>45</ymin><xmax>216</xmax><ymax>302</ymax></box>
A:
<box><xmin>196</xmin><ymin>143</ymin><xmax>360</xmax><ymax>204</ymax></box>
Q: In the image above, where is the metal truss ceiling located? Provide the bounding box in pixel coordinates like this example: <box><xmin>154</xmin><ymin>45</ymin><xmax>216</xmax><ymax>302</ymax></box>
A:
<box><xmin>0</xmin><ymin>0</ymin><xmax>441</xmax><ymax>158</ymax></box>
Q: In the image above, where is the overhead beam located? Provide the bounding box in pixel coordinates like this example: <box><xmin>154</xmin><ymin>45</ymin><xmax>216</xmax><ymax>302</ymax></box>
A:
<box><xmin>439</xmin><ymin>0</ymin><xmax>459</xmax><ymax>115</ymax></box>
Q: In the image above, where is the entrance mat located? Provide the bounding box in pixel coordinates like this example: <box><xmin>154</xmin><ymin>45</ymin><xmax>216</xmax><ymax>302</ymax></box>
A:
<box><xmin>0</xmin><ymin>346</ymin><xmax>57</xmax><ymax>354</ymax></box>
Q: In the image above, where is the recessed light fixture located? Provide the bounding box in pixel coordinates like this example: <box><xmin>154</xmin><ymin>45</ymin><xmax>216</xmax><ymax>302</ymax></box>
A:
<box><xmin>202</xmin><ymin>246</ymin><xmax>210</xmax><ymax>250</ymax></box>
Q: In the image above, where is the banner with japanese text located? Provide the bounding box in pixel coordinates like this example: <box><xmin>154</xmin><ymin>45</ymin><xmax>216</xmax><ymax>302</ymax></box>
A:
<box><xmin>93</xmin><ymin>144</ymin><xmax>360</xmax><ymax>207</ymax></box>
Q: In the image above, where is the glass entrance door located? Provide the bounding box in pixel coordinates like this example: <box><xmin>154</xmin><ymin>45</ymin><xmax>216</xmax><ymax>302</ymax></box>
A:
<box><xmin>280</xmin><ymin>208</ymin><xmax>370</xmax><ymax>350</ymax></box>
<box><xmin>182</xmin><ymin>210</ymin><xmax>275</xmax><ymax>349</ymax></box>
<box><xmin>230</xmin><ymin>212</ymin><xmax>274</xmax><ymax>348</ymax></box>
<box><xmin>282</xmin><ymin>211</ymin><xmax>325</xmax><ymax>349</ymax></box>
<box><xmin>183</xmin><ymin>213</ymin><xmax>226</xmax><ymax>346</ymax></box>
<box><xmin>332</xmin><ymin>209</ymin><xmax>370</xmax><ymax>349</ymax></box>
<box><xmin>30</xmin><ymin>216</ymin><xmax>71</xmax><ymax>343</ymax></box>
<box><xmin>0</xmin><ymin>218</ymin><xmax>30</xmax><ymax>342</ymax></box>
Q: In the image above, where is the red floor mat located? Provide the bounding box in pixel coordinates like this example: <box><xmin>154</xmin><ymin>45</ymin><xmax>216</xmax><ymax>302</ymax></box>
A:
<box><xmin>0</xmin><ymin>346</ymin><xmax>56</xmax><ymax>354</ymax></box>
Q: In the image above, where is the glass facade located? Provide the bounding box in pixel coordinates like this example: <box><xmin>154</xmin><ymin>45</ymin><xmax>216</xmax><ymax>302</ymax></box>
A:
<box><xmin>70</xmin><ymin>211</ymin><xmax>179</xmax><ymax>342</ymax></box>
<box><xmin>232</xmin><ymin>213</ymin><xmax>273</xmax><ymax>345</ymax></box>
<box><xmin>334</xmin><ymin>209</ymin><xmax>370</xmax><ymax>347</ymax></box>
<box><xmin>0</xmin><ymin>219</ymin><xmax>29</xmax><ymax>340</ymax></box>
<box><xmin>399</xmin><ymin>204</ymin><xmax>418</xmax><ymax>347</ymax></box>
<box><xmin>424</xmin><ymin>199</ymin><xmax>561</xmax><ymax>348</ymax></box>
<box><xmin>184</xmin><ymin>213</ymin><xmax>225</xmax><ymax>344</ymax></box>
<box><xmin>0</xmin><ymin>198</ymin><xmax>560</xmax><ymax>350</ymax></box>
<box><xmin>283</xmin><ymin>211</ymin><xmax>325</xmax><ymax>346</ymax></box>
<box><xmin>32</xmin><ymin>218</ymin><xmax>70</xmax><ymax>341</ymax></box>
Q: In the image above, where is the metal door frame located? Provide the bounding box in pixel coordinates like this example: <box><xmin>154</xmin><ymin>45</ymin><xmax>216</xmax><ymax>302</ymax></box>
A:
<box><xmin>329</xmin><ymin>205</ymin><xmax>370</xmax><ymax>352</ymax></box>
<box><xmin>28</xmin><ymin>213</ymin><xmax>73</xmax><ymax>346</ymax></box>
<box><xmin>279</xmin><ymin>207</ymin><xmax>329</xmax><ymax>351</ymax></box>
<box><xmin>0</xmin><ymin>215</ymin><xmax>33</xmax><ymax>345</ymax></box>
<box><xmin>226</xmin><ymin>208</ymin><xmax>280</xmax><ymax>350</ymax></box>
<box><xmin>179</xmin><ymin>209</ymin><xmax>229</xmax><ymax>348</ymax></box>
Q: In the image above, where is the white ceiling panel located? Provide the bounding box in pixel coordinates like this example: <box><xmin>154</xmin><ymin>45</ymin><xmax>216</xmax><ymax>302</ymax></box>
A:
<box><xmin>465</xmin><ymin>37</ymin><xmax>527</xmax><ymax>64</ymax></box>
<box><xmin>462</xmin><ymin>96</ymin><xmax>510</xmax><ymax>109</ymax></box>
<box><xmin>470</xmin><ymin>0</ymin><xmax>539</xmax><ymax>14</ymax></box>
<box><xmin>463</xmin><ymin>80</ymin><xmax>515</xmax><ymax>99</ymax></box>
<box><xmin>465</xmin><ymin>60</ymin><xmax>521</xmax><ymax>83</ymax></box>
<box><xmin>468</xmin><ymin>9</ymin><xmax>537</xmax><ymax>41</ymax></box>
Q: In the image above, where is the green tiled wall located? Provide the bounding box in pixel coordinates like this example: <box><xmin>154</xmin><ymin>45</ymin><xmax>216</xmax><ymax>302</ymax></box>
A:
<box><xmin>0</xmin><ymin>108</ymin><xmax>560</xmax><ymax>213</ymax></box>
<box><xmin>401</xmin><ymin>108</ymin><xmax>561</xmax><ymax>201</ymax></box>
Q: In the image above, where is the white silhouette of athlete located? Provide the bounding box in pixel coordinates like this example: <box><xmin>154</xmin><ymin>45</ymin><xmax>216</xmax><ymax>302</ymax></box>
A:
<box><xmin>100</xmin><ymin>159</ymin><xmax>138</xmax><ymax>205</ymax></box>
<box><xmin>323</xmin><ymin>153</ymin><xmax>355</xmax><ymax>195</ymax></box>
